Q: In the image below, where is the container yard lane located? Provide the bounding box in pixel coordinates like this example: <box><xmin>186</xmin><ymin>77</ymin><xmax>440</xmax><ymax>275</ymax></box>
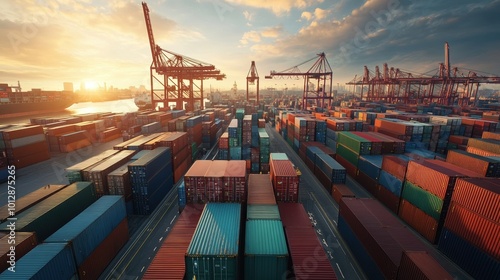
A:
<box><xmin>266</xmin><ymin>124</ymin><xmax>367</xmax><ymax>280</ymax></box>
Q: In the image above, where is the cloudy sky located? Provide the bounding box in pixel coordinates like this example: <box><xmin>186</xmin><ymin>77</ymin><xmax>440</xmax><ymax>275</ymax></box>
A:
<box><xmin>1</xmin><ymin>0</ymin><xmax>500</xmax><ymax>92</ymax></box>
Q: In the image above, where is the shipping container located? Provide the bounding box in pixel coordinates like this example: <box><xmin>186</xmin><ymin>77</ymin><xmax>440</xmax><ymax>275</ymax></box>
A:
<box><xmin>398</xmin><ymin>199</ymin><xmax>439</xmax><ymax>243</ymax></box>
<box><xmin>284</xmin><ymin>226</ymin><xmax>337</xmax><ymax>280</ymax></box>
<box><xmin>0</xmin><ymin>182</ymin><xmax>96</xmax><ymax>241</ymax></box>
<box><xmin>224</xmin><ymin>160</ymin><xmax>247</xmax><ymax>202</ymax></box>
<box><xmin>89</xmin><ymin>150</ymin><xmax>137</xmax><ymax>196</ymax></box>
<box><xmin>439</xmin><ymin>228</ymin><xmax>500</xmax><ymax>280</ymax></box>
<box><xmin>184</xmin><ymin>160</ymin><xmax>211</xmax><ymax>203</ymax></box>
<box><xmin>45</xmin><ymin>196</ymin><xmax>126</xmax><ymax>265</ymax></box>
<box><xmin>444</xmin><ymin>201</ymin><xmax>500</xmax><ymax>260</ymax></box>
<box><xmin>143</xmin><ymin>204</ymin><xmax>205</xmax><ymax>280</ymax></box>
<box><xmin>357</xmin><ymin>155</ymin><xmax>382</xmax><ymax>182</ymax></box>
<box><xmin>396</xmin><ymin>251</ymin><xmax>453</xmax><ymax>280</ymax></box>
<box><xmin>339</xmin><ymin>198</ymin><xmax>427</xmax><ymax>279</ymax></box>
<box><xmin>247</xmin><ymin>174</ymin><xmax>276</xmax><ymax>205</ymax></box>
<box><xmin>186</xmin><ymin>203</ymin><xmax>241</xmax><ymax>280</ymax></box>
<box><xmin>446</xmin><ymin>149</ymin><xmax>499</xmax><ymax>177</ymax></box>
<box><xmin>247</xmin><ymin>204</ymin><xmax>281</xmax><ymax>220</ymax></box>
<box><xmin>0</xmin><ymin>184</ymin><xmax>66</xmax><ymax>223</ymax></box>
<box><xmin>332</xmin><ymin>184</ymin><xmax>355</xmax><ymax>204</ymax></box>
<box><xmin>245</xmin><ymin>220</ymin><xmax>288</xmax><ymax>280</ymax></box>
<box><xmin>270</xmin><ymin>153</ymin><xmax>289</xmax><ymax>161</ymax></box>
<box><xmin>66</xmin><ymin>149</ymin><xmax>120</xmax><ymax>183</ymax></box>
<box><xmin>0</xmin><ymin>232</ymin><xmax>38</xmax><ymax>273</ymax></box>
<box><xmin>452</xmin><ymin>177</ymin><xmax>500</xmax><ymax>222</ymax></box>
<box><xmin>375</xmin><ymin>184</ymin><xmax>400</xmax><ymax>214</ymax></box>
<box><xmin>0</xmin><ymin>243</ymin><xmax>77</xmax><ymax>279</ymax></box>
<box><xmin>378</xmin><ymin>170</ymin><xmax>403</xmax><ymax>197</ymax></box>
<box><xmin>277</xmin><ymin>203</ymin><xmax>312</xmax><ymax>228</ymax></box>
<box><xmin>467</xmin><ymin>138</ymin><xmax>500</xmax><ymax>154</ymax></box>
<box><xmin>315</xmin><ymin>153</ymin><xmax>347</xmax><ymax>184</ymax></box>
<box><xmin>401</xmin><ymin>180</ymin><xmax>443</xmax><ymax>221</ymax></box>
<box><xmin>270</xmin><ymin>159</ymin><xmax>299</xmax><ymax>202</ymax></box>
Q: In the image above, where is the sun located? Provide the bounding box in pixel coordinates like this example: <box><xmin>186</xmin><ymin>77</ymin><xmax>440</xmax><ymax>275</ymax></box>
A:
<box><xmin>84</xmin><ymin>81</ymin><xmax>98</xmax><ymax>90</ymax></box>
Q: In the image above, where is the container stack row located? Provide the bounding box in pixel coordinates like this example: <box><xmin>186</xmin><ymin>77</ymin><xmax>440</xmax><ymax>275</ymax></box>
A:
<box><xmin>338</xmin><ymin>198</ymin><xmax>453</xmax><ymax>280</ymax></box>
<box><xmin>183</xmin><ymin>160</ymin><xmax>247</xmax><ymax>204</ymax></box>
<box><xmin>269</xmin><ymin>156</ymin><xmax>300</xmax><ymax>202</ymax></box>
<box><xmin>0</xmin><ymin>125</ymin><xmax>50</xmax><ymax>168</ymax></box>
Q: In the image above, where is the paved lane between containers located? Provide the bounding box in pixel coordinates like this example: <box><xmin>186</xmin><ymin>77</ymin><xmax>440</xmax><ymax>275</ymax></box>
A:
<box><xmin>266</xmin><ymin>124</ymin><xmax>367</xmax><ymax>280</ymax></box>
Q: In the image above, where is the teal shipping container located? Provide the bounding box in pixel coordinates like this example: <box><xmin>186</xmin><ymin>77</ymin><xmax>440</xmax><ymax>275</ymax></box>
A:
<box><xmin>0</xmin><ymin>243</ymin><xmax>77</xmax><ymax>280</ymax></box>
<box><xmin>186</xmin><ymin>203</ymin><xmax>241</xmax><ymax>280</ymax></box>
<box><xmin>44</xmin><ymin>195</ymin><xmax>126</xmax><ymax>265</ymax></box>
<box><xmin>245</xmin><ymin>220</ymin><xmax>288</xmax><ymax>280</ymax></box>
<box><xmin>247</xmin><ymin>205</ymin><xmax>280</xmax><ymax>220</ymax></box>
<box><xmin>0</xmin><ymin>182</ymin><xmax>96</xmax><ymax>241</ymax></box>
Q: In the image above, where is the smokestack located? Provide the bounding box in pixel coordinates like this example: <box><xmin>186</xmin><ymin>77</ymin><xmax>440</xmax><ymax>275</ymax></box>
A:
<box><xmin>445</xmin><ymin>42</ymin><xmax>450</xmax><ymax>78</ymax></box>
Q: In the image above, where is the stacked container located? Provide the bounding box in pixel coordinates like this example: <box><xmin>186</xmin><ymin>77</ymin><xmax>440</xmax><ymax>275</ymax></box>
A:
<box><xmin>0</xmin><ymin>232</ymin><xmax>38</xmax><ymax>273</ymax></box>
<box><xmin>401</xmin><ymin>159</ymin><xmax>481</xmax><ymax>243</ymax></box>
<box><xmin>128</xmin><ymin>147</ymin><xmax>173</xmax><ymax>215</ymax></box>
<box><xmin>338</xmin><ymin>198</ymin><xmax>451</xmax><ymax>280</ymax></box>
<box><xmin>445</xmin><ymin>149</ymin><xmax>500</xmax><ymax>177</ymax></box>
<box><xmin>44</xmin><ymin>196</ymin><xmax>128</xmax><ymax>280</ymax></box>
<box><xmin>88</xmin><ymin>150</ymin><xmax>136</xmax><ymax>197</ymax></box>
<box><xmin>228</xmin><ymin>119</ymin><xmax>242</xmax><ymax>160</ymax></box>
<box><xmin>438</xmin><ymin>178</ymin><xmax>500</xmax><ymax>280</ymax></box>
<box><xmin>0</xmin><ymin>182</ymin><xmax>96</xmax><ymax>241</ymax></box>
<box><xmin>259</xmin><ymin>128</ymin><xmax>270</xmax><ymax>173</ymax></box>
<box><xmin>278</xmin><ymin>202</ymin><xmax>337</xmax><ymax>280</ymax></box>
<box><xmin>1</xmin><ymin>125</ymin><xmax>50</xmax><ymax>168</ymax></box>
<box><xmin>185</xmin><ymin>203</ymin><xmax>241</xmax><ymax>280</ymax></box>
<box><xmin>218</xmin><ymin>132</ymin><xmax>229</xmax><ymax>160</ymax></box>
<box><xmin>270</xmin><ymin>159</ymin><xmax>299</xmax><ymax>202</ymax></box>
<box><xmin>66</xmin><ymin>149</ymin><xmax>120</xmax><ymax>183</ymax></box>
<box><xmin>143</xmin><ymin>204</ymin><xmax>205</xmax><ymax>280</ymax></box>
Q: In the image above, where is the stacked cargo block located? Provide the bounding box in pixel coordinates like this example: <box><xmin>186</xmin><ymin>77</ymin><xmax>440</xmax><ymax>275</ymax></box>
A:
<box><xmin>259</xmin><ymin>128</ymin><xmax>270</xmax><ymax>173</ymax></box>
<box><xmin>401</xmin><ymin>159</ymin><xmax>481</xmax><ymax>243</ymax></box>
<box><xmin>88</xmin><ymin>150</ymin><xmax>136</xmax><ymax>197</ymax></box>
<box><xmin>270</xmin><ymin>157</ymin><xmax>299</xmax><ymax>202</ymax></box>
<box><xmin>228</xmin><ymin>119</ymin><xmax>241</xmax><ymax>160</ymax></box>
<box><xmin>44</xmin><ymin>196</ymin><xmax>129</xmax><ymax>280</ymax></box>
<box><xmin>218</xmin><ymin>132</ymin><xmax>229</xmax><ymax>160</ymax></box>
<box><xmin>1</xmin><ymin>125</ymin><xmax>50</xmax><ymax>168</ymax></box>
<box><xmin>338</xmin><ymin>198</ymin><xmax>452</xmax><ymax>280</ymax></box>
<box><xmin>128</xmin><ymin>147</ymin><xmax>174</xmax><ymax>215</ymax></box>
<box><xmin>438</xmin><ymin>178</ymin><xmax>500</xmax><ymax>280</ymax></box>
<box><xmin>242</xmin><ymin>115</ymin><xmax>252</xmax><ymax>172</ymax></box>
<box><xmin>66</xmin><ymin>150</ymin><xmax>120</xmax><ymax>183</ymax></box>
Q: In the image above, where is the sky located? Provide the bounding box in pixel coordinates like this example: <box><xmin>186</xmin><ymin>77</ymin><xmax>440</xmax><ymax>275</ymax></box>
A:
<box><xmin>1</xmin><ymin>0</ymin><xmax>500</xmax><ymax>92</ymax></box>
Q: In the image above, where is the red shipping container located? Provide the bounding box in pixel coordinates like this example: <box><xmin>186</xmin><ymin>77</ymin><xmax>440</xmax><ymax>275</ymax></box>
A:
<box><xmin>247</xmin><ymin>174</ymin><xmax>276</xmax><ymax>205</ymax></box>
<box><xmin>375</xmin><ymin>184</ymin><xmax>399</xmax><ymax>214</ymax></box>
<box><xmin>277</xmin><ymin>202</ymin><xmax>312</xmax><ymax>228</ymax></box>
<box><xmin>335</xmin><ymin>154</ymin><xmax>357</xmax><ymax>178</ymax></box>
<box><xmin>398</xmin><ymin>199</ymin><xmax>439</xmax><ymax>244</ymax></box>
<box><xmin>446</xmin><ymin>149</ymin><xmax>499</xmax><ymax>177</ymax></box>
<box><xmin>224</xmin><ymin>160</ymin><xmax>247</xmax><ymax>202</ymax></box>
<box><xmin>184</xmin><ymin>160</ymin><xmax>211</xmax><ymax>203</ymax></box>
<box><xmin>219</xmin><ymin>132</ymin><xmax>229</xmax><ymax>149</ymax></box>
<box><xmin>9</xmin><ymin>150</ymin><xmax>51</xmax><ymax>169</ymax></box>
<box><xmin>45</xmin><ymin>124</ymin><xmax>77</xmax><ymax>136</ymax></box>
<box><xmin>77</xmin><ymin>218</ymin><xmax>129</xmax><ymax>280</ymax></box>
<box><xmin>285</xmin><ymin>226</ymin><xmax>338</xmax><ymax>280</ymax></box>
<box><xmin>381</xmin><ymin>155</ymin><xmax>408</xmax><ymax>181</ymax></box>
<box><xmin>332</xmin><ymin>184</ymin><xmax>355</xmax><ymax>204</ymax></box>
<box><xmin>173</xmin><ymin>156</ymin><xmax>189</xmax><ymax>184</ymax></box>
<box><xmin>205</xmin><ymin>160</ymin><xmax>227</xmax><ymax>202</ymax></box>
<box><xmin>2</xmin><ymin>125</ymin><xmax>44</xmax><ymax>140</ymax></box>
<box><xmin>355</xmin><ymin>170</ymin><xmax>378</xmax><ymax>197</ymax></box>
<box><xmin>466</xmin><ymin>146</ymin><xmax>500</xmax><ymax>157</ymax></box>
<box><xmin>444</xmin><ymin>201</ymin><xmax>500</xmax><ymax>259</ymax></box>
<box><xmin>5</xmin><ymin>141</ymin><xmax>48</xmax><ymax>158</ymax></box>
<box><xmin>452</xmin><ymin>178</ymin><xmax>500</xmax><ymax>222</ymax></box>
<box><xmin>270</xmin><ymin>159</ymin><xmax>299</xmax><ymax>202</ymax></box>
<box><xmin>397</xmin><ymin>251</ymin><xmax>453</xmax><ymax>280</ymax></box>
<box><xmin>482</xmin><ymin>131</ymin><xmax>500</xmax><ymax>141</ymax></box>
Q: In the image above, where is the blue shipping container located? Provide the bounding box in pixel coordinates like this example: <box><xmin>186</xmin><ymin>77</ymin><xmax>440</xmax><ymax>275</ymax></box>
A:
<box><xmin>378</xmin><ymin>170</ymin><xmax>403</xmax><ymax>197</ymax></box>
<box><xmin>0</xmin><ymin>243</ymin><xmax>77</xmax><ymax>280</ymax></box>
<box><xmin>45</xmin><ymin>196</ymin><xmax>126</xmax><ymax>265</ymax></box>
<box><xmin>357</xmin><ymin>155</ymin><xmax>383</xmax><ymax>182</ymax></box>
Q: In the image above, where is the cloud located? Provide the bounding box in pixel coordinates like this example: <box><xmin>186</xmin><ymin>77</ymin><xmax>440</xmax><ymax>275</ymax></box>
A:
<box><xmin>240</xmin><ymin>31</ymin><xmax>261</xmax><ymax>45</ymax></box>
<box><xmin>243</xmin><ymin>10</ymin><xmax>253</xmax><ymax>21</ymax></box>
<box><xmin>226</xmin><ymin>0</ymin><xmax>324</xmax><ymax>15</ymax></box>
<box><xmin>314</xmin><ymin>7</ymin><xmax>328</xmax><ymax>20</ymax></box>
<box><xmin>261</xmin><ymin>26</ymin><xmax>283</xmax><ymax>38</ymax></box>
<box><xmin>301</xmin><ymin>11</ymin><xmax>312</xmax><ymax>21</ymax></box>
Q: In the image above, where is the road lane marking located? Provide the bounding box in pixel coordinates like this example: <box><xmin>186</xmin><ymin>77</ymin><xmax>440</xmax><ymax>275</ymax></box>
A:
<box><xmin>153</xmin><ymin>247</ymin><xmax>157</xmax><ymax>252</ymax></box>
<box><xmin>170</xmin><ymin>215</ymin><xmax>177</xmax><ymax>225</ymax></box>
<box><xmin>141</xmin><ymin>266</ymin><xmax>145</xmax><ymax>272</ymax></box>
<box><xmin>159</xmin><ymin>237</ymin><xmax>163</xmax><ymax>242</ymax></box>
<box><xmin>336</xmin><ymin>263</ymin><xmax>345</xmax><ymax>279</ymax></box>
<box><xmin>351</xmin><ymin>263</ymin><xmax>361</xmax><ymax>280</ymax></box>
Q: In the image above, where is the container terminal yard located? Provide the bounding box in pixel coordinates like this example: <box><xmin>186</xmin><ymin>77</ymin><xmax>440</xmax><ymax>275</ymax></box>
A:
<box><xmin>1</xmin><ymin>2</ymin><xmax>500</xmax><ymax>280</ymax></box>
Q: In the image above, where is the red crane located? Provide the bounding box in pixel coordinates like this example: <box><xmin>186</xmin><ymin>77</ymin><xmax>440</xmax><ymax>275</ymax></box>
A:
<box><xmin>265</xmin><ymin>52</ymin><xmax>333</xmax><ymax>110</ymax></box>
<box><xmin>142</xmin><ymin>2</ymin><xmax>225</xmax><ymax>111</ymax></box>
<box><xmin>346</xmin><ymin>42</ymin><xmax>500</xmax><ymax>107</ymax></box>
<box><xmin>246</xmin><ymin>61</ymin><xmax>259</xmax><ymax>104</ymax></box>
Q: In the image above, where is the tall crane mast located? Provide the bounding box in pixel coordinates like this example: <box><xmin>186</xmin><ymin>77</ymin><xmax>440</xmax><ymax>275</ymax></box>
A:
<box><xmin>265</xmin><ymin>52</ymin><xmax>333</xmax><ymax>110</ymax></box>
<box><xmin>246</xmin><ymin>61</ymin><xmax>259</xmax><ymax>104</ymax></box>
<box><xmin>141</xmin><ymin>2</ymin><xmax>225</xmax><ymax>111</ymax></box>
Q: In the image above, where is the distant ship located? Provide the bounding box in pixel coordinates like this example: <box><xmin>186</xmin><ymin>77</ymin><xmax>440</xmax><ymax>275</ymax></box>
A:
<box><xmin>134</xmin><ymin>92</ymin><xmax>153</xmax><ymax>110</ymax></box>
<box><xmin>0</xmin><ymin>82</ymin><xmax>74</xmax><ymax>116</ymax></box>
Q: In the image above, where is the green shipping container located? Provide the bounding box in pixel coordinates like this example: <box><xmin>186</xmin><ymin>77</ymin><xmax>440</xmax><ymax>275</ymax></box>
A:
<box><xmin>247</xmin><ymin>205</ymin><xmax>280</xmax><ymax>220</ymax></box>
<box><xmin>245</xmin><ymin>220</ymin><xmax>288</xmax><ymax>280</ymax></box>
<box><xmin>402</xmin><ymin>180</ymin><xmax>443</xmax><ymax>221</ymax></box>
<box><xmin>186</xmin><ymin>203</ymin><xmax>241</xmax><ymax>280</ymax></box>
<box><xmin>0</xmin><ymin>182</ymin><xmax>96</xmax><ymax>241</ymax></box>
<box><xmin>337</xmin><ymin>132</ymin><xmax>371</xmax><ymax>155</ymax></box>
<box><xmin>336</xmin><ymin>143</ymin><xmax>360</xmax><ymax>167</ymax></box>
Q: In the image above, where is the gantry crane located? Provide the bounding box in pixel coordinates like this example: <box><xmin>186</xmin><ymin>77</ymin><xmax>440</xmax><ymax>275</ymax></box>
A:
<box><xmin>346</xmin><ymin>42</ymin><xmax>500</xmax><ymax>107</ymax></box>
<box><xmin>265</xmin><ymin>52</ymin><xmax>333</xmax><ymax>110</ymax></box>
<box><xmin>246</xmin><ymin>61</ymin><xmax>259</xmax><ymax>103</ymax></box>
<box><xmin>142</xmin><ymin>2</ymin><xmax>225</xmax><ymax>111</ymax></box>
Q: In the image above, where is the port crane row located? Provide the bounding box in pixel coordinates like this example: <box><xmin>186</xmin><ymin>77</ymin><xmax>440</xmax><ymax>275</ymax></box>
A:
<box><xmin>347</xmin><ymin>43</ymin><xmax>500</xmax><ymax>107</ymax></box>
